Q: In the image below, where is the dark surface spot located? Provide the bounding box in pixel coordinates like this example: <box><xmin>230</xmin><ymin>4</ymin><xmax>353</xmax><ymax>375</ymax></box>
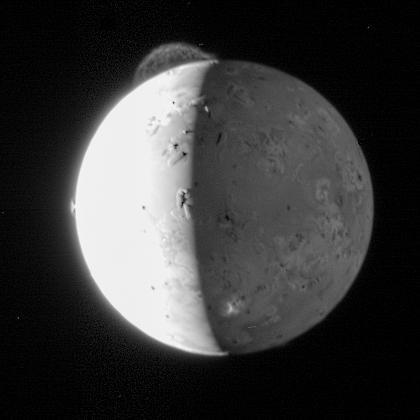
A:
<box><xmin>256</xmin><ymin>284</ymin><xmax>268</xmax><ymax>292</ymax></box>
<box><xmin>335</xmin><ymin>193</ymin><xmax>344</xmax><ymax>207</ymax></box>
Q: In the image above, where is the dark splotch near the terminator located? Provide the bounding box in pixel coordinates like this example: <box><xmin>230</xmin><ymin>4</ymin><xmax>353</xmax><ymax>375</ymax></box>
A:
<box><xmin>133</xmin><ymin>43</ymin><xmax>217</xmax><ymax>86</ymax></box>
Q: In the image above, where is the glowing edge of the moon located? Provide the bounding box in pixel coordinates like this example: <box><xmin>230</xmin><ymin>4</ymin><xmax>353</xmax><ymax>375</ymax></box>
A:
<box><xmin>74</xmin><ymin>60</ymin><xmax>227</xmax><ymax>356</ymax></box>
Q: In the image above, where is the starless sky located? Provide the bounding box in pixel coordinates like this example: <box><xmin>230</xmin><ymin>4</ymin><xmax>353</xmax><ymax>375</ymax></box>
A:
<box><xmin>1</xmin><ymin>1</ymin><xmax>417</xmax><ymax>417</ymax></box>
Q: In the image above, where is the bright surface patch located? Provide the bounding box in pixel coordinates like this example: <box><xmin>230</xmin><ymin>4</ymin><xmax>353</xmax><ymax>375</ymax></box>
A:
<box><xmin>75</xmin><ymin>61</ymin><xmax>225</xmax><ymax>356</ymax></box>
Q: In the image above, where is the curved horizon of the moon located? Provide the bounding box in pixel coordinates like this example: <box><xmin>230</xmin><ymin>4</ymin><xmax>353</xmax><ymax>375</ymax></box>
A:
<box><xmin>75</xmin><ymin>60</ymin><xmax>227</xmax><ymax>356</ymax></box>
<box><xmin>74</xmin><ymin>59</ymin><xmax>373</xmax><ymax>356</ymax></box>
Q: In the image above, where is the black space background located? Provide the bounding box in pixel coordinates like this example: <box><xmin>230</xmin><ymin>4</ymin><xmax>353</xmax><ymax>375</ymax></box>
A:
<box><xmin>1</xmin><ymin>1</ymin><xmax>418</xmax><ymax>417</ymax></box>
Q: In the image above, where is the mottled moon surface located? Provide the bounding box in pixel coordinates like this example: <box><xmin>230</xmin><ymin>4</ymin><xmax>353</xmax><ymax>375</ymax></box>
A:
<box><xmin>75</xmin><ymin>60</ymin><xmax>373</xmax><ymax>356</ymax></box>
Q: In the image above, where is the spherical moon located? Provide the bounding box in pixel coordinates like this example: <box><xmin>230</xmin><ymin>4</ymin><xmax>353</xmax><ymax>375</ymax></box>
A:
<box><xmin>75</xmin><ymin>60</ymin><xmax>374</xmax><ymax>356</ymax></box>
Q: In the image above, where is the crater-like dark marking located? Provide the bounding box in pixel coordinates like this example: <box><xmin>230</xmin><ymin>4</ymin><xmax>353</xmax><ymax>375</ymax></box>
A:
<box><xmin>335</xmin><ymin>193</ymin><xmax>344</xmax><ymax>207</ymax></box>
